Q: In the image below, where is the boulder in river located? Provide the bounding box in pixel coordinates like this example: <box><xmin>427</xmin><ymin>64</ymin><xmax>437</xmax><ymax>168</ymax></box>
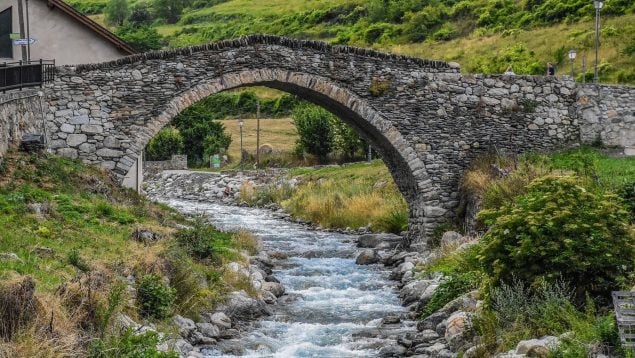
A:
<box><xmin>356</xmin><ymin>249</ymin><xmax>380</xmax><ymax>265</ymax></box>
<box><xmin>216</xmin><ymin>290</ymin><xmax>271</xmax><ymax>322</ymax></box>
<box><xmin>262</xmin><ymin>282</ymin><xmax>285</xmax><ymax>298</ymax></box>
<box><xmin>207</xmin><ymin>312</ymin><xmax>231</xmax><ymax>329</ymax></box>
<box><xmin>378</xmin><ymin>344</ymin><xmax>407</xmax><ymax>357</ymax></box>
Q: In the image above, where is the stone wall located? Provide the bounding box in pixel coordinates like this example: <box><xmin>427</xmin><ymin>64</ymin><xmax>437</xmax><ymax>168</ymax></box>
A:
<box><xmin>144</xmin><ymin>155</ymin><xmax>188</xmax><ymax>176</ymax></box>
<box><xmin>41</xmin><ymin>35</ymin><xmax>586</xmax><ymax>238</ymax></box>
<box><xmin>577</xmin><ymin>84</ymin><xmax>635</xmax><ymax>155</ymax></box>
<box><xmin>0</xmin><ymin>89</ymin><xmax>46</xmax><ymax>159</ymax></box>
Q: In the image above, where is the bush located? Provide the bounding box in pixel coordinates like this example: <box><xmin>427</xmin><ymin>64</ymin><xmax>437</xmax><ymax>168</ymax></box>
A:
<box><xmin>105</xmin><ymin>0</ymin><xmax>129</xmax><ymax>26</ymax></box>
<box><xmin>116</xmin><ymin>25</ymin><xmax>165</xmax><ymax>52</ymax></box>
<box><xmin>137</xmin><ymin>274</ymin><xmax>176</xmax><ymax>319</ymax></box>
<box><xmin>478</xmin><ymin>176</ymin><xmax>635</xmax><ymax>302</ymax></box>
<box><xmin>175</xmin><ymin>217</ymin><xmax>233</xmax><ymax>260</ymax></box>
<box><xmin>145</xmin><ymin>127</ymin><xmax>183</xmax><ymax>161</ymax></box>
<box><xmin>293</xmin><ymin>105</ymin><xmax>333</xmax><ymax>163</ymax></box>
<box><xmin>89</xmin><ymin>328</ymin><xmax>178</xmax><ymax>358</ymax></box>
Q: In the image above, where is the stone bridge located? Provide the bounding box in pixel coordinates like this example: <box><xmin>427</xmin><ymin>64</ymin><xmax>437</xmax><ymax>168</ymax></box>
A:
<box><xmin>32</xmin><ymin>35</ymin><xmax>633</xmax><ymax>238</ymax></box>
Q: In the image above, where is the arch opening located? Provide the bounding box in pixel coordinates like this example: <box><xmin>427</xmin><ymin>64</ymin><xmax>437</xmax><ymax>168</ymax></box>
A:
<box><xmin>132</xmin><ymin>69</ymin><xmax>434</xmax><ymax>238</ymax></box>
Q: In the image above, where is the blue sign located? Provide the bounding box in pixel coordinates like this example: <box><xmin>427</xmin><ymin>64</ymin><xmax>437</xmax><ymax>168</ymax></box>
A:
<box><xmin>13</xmin><ymin>38</ymin><xmax>36</xmax><ymax>46</ymax></box>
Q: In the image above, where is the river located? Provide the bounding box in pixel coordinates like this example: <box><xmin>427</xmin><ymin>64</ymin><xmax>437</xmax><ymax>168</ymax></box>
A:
<box><xmin>164</xmin><ymin>198</ymin><xmax>415</xmax><ymax>357</ymax></box>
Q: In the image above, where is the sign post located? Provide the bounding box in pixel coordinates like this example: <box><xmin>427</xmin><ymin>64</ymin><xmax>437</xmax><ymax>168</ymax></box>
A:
<box><xmin>13</xmin><ymin>38</ymin><xmax>36</xmax><ymax>46</ymax></box>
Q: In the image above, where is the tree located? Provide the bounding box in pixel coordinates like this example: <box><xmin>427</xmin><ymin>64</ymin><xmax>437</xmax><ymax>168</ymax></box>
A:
<box><xmin>116</xmin><ymin>25</ymin><xmax>165</xmax><ymax>51</ymax></box>
<box><xmin>329</xmin><ymin>117</ymin><xmax>365</xmax><ymax>160</ymax></box>
<box><xmin>128</xmin><ymin>4</ymin><xmax>153</xmax><ymax>26</ymax></box>
<box><xmin>105</xmin><ymin>0</ymin><xmax>130</xmax><ymax>26</ymax></box>
<box><xmin>178</xmin><ymin>121</ymin><xmax>231</xmax><ymax>166</ymax></box>
<box><xmin>293</xmin><ymin>105</ymin><xmax>333</xmax><ymax>163</ymax></box>
<box><xmin>145</xmin><ymin>127</ymin><xmax>183</xmax><ymax>161</ymax></box>
<box><xmin>153</xmin><ymin>0</ymin><xmax>188</xmax><ymax>24</ymax></box>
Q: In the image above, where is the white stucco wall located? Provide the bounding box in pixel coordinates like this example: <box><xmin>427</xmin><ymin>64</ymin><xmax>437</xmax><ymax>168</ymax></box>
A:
<box><xmin>0</xmin><ymin>0</ymin><xmax>129</xmax><ymax>65</ymax></box>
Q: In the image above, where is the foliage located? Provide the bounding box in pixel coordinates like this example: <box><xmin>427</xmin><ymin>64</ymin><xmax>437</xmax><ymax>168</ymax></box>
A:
<box><xmin>202</xmin><ymin>131</ymin><xmax>232</xmax><ymax>159</ymax></box>
<box><xmin>617</xmin><ymin>180</ymin><xmax>635</xmax><ymax>220</ymax></box>
<box><xmin>175</xmin><ymin>121</ymin><xmax>231</xmax><ymax>166</ymax></box>
<box><xmin>128</xmin><ymin>4</ymin><xmax>154</xmax><ymax>26</ymax></box>
<box><xmin>68</xmin><ymin>249</ymin><xmax>90</xmax><ymax>272</ymax></box>
<box><xmin>174</xmin><ymin>216</ymin><xmax>234</xmax><ymax>261</ymax></box>
<box><xmin>421</xmin><ymin>271</ymin><xmax>482</xmax><ymax>317</ymax></box>
<box><xmin>373</xmin><ymin>208</ymin><xmax>408</xmax><ymax>234</ymax></box>
<box><xmin>116</xmin><ymin>25</ymin><xmax>165</xmax><ymax>52</ymax></box>
<box><xmin>293</xmin><ymin>105</ymin><xmax>333</xmax><ymax>163</ymax></box>
<box><xmin>145</xmin><ymin>127</ymin><xmax>184</xmax><ymax>161</ymax></box>
<box><xmin>89</xmin><ymin>328</ymin><xmax>179</xmax><ymax>358</ymax></box>
<box><xmin>105</xmin><ymin>0</ymin><xmax>130</xmax><ymax>26</ymax></box>
<box><xmin>153</xmin><ymin>0</ymin><xmax>189</xmax><ymax>24</ymax></box>
<box><xmin>136</xmin><ymin>274</ymin><xmax>176</xmax><ymax>319</ymax></box>
<box><xmin>329</xmin><ymin>116</ymin><xmax>365</xmax><ymax>160</ymax></box>
<box><xmin>478</xmin><ymin>176</ymin><xmax>635</xmax><ymax>301</ymax></box>
<box><xmin>96</xmin><ymin>281</ymin><xmax>127</xmax><ymax>334</ymax></box>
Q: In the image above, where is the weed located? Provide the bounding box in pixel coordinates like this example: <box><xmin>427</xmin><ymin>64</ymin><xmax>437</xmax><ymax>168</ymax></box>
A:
<box><xmin>68</xmin><ymin>249</ymin><xmax>91</xmax><ymax>272</ymax></box>
<box><xmin>89</xmin><ymin>328</ymin><xmax>179</xmax><ymax>358</ymax></box>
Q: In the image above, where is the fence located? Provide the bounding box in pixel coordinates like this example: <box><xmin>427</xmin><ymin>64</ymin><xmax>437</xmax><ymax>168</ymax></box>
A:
<box><xmin>0</xmin><ymin>60</ymin><xmax>55</xmax><ymax>92</ymax></box>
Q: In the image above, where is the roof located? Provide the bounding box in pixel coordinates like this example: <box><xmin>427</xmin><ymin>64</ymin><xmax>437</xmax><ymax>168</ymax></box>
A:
<box><xmin>43</xmin><ymin>0</ymin><xmax>137</xmax><ymax>55</ymax></box>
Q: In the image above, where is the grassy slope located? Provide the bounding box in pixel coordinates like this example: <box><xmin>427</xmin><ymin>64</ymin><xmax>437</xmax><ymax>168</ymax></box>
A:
<box><xmin>0</xmin><ymin>152</ymin><xmax>257</xmax><ymax>356</ymax></box>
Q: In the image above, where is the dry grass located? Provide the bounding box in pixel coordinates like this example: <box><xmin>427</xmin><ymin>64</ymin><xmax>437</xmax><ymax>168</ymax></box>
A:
<box><xmin>232</xmin><ymin>230</ymin><xmax>260</xmax><ymax>256</ymax></box>
<box><xmin>222</xmin><ymin>118</ymin><xmax>298</xmax><ymax>164</ymax></box>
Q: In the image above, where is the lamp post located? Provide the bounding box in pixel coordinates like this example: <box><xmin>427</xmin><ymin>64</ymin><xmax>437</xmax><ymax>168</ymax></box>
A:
<box><xmin>239</xmin><ymin>117</ymin><xmax>244</xmax><ymax>172</ymax></box>
<box><xmin>593</xmin><ymin>0</ymin><xmax>604</xmax><ymax>84</ymax></box>
<box><xmin>568</xmin><ymin>49</ymin><xmax>576</xmax><ymax>79</ymax></box>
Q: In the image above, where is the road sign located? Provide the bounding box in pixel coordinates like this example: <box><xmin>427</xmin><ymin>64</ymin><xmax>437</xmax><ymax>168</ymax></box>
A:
<box><xmin>13</xmin><ymin>38</ymin><xmax>36</xmax><ymax>46</ymax></box>
<box><xmin>9</xmin><ymin>33</ymin><xmax>20</xmax><ymax>40</ymax></box>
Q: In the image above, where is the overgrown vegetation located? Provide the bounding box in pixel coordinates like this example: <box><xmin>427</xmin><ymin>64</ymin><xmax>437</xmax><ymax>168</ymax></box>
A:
<box><xmin>419</xmin><ymin>147</ymin><xmax>635</xmax><ymax>356</ymax></box>
<box><xmin>0</xmin><ymin>152</ymin><xmax>261</xmax><ymax>356</ymax></box>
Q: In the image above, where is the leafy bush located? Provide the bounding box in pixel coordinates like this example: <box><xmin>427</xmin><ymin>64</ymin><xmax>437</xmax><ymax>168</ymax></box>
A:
<box><xmin>146</xmin><ymin>127</ymin><xmax>184</xmax><ymax>161</ymax></box>
<box><xmin>176</xmin><ymin>121</ymin><xmax>230</xmax><ymax>166</ymax></box>
<box><xmin>175</xmin><ymin>217</ymin><xmax>233</xmax><ymax>260</ymax></box>
<box><xmin>617</xmin><ymin>180</ymin><xmax>635</xmax><ymax>221</ymax></box>
<box><xmin>89</xmin><ymin>328</ymin><xmax>178</xmax><ymax>358</ymax></box>
<box><xmin>105</xmin><ymin>0</ymin><xmax>129</xmax><ymax>26</ymax></box>
<box><xmin>478</xmin><ymin>176</ymin><xmax>634</xmax><ymax>301</ymax></box>
<box><xmin>137</xmin><ymin>274</ymin><xmax>176</xmax><ymax>319</ymax></box>
<box><xmin>293</xmin><ymin>105</ymin><xmax>333</xmax><ymax>163</ymax></box>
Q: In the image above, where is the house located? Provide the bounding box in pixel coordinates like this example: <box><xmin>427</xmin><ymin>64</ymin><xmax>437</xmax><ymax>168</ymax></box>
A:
<box><xmin>0</xmin><ymin>0</ymin><xmax>136</xmax><ymax>65</ymax></box>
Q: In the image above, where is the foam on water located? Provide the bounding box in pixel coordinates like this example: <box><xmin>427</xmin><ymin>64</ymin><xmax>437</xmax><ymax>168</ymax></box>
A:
<box><xmin>164</xmin><ymin>199</ymin><xmax>413</xmax><ymax>357</ymax></box>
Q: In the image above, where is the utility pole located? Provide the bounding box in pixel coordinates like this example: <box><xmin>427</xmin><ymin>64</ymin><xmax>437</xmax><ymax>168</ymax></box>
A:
<box><xmin>17</xmin><ymin>0</ymin><xmax>27</xmax><ymax>61</ymax></box>
<box><xmin>25</xmin><ymin>0</ymin><xmax>31</xmax><ymax>61</ymax></box>
<box><xmin>256</xmin><ymin>100</ymin><xmax>260</xmax><ymax>169</ymax></box>
<box><xmin>367</xmin><ymin>144</ymin><xmax>372</xmax><ymax>162</ymax></box>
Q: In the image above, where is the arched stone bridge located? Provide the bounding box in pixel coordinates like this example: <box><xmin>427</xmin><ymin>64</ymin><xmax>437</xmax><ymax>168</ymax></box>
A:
<box><xmin>42</xmin><ymin>35</ymin><xmax>633</xmax><ymax>239</ymax></box>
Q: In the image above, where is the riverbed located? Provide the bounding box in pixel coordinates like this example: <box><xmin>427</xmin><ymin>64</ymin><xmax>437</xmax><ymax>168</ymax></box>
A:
<box><xmin>163</xmin><ymin>198</ymin><xmax>416</xmax><ymax>357</ymax></box>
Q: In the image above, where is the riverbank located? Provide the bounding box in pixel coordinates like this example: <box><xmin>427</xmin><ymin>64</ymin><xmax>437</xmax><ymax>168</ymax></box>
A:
<box><xmin>0</xmin><ymin>152</ymin><xmax>283</xmax><ymax>357</ymax></box>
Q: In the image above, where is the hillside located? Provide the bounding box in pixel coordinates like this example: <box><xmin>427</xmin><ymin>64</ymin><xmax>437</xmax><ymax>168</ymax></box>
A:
<box><xmin>70</xmin><ymin>0</ymin><xmax>635</xmax><ymax>84</ymax></box>
<box><xmin>0</xmin><ymin>152</ymin><xmax>259</xmax><ymax>356</ymax></box>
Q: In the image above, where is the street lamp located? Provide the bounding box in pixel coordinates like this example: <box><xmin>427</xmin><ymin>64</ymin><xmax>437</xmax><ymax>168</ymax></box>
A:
<box><xmin>593</xmin><ymin>0</ymin><xmax>604</xmax><ymax>84</ymax></box>
<box><xmin>568</xmin><ymin>49</ymin><xmax>576</xmax><ymax>79</ymax></box>
<box><xmin>238</xmin><ymin>117</ymin><xmax>244</xmax><ymax>172</ymax></box>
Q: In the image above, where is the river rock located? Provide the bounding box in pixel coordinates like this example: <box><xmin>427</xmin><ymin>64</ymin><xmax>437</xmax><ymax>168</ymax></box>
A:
<box><xmin>196</xmin><ymin>323</ymin><xmax>220</xmax><ymax>338</ymax></box>
<box><xmin>382</xmin><ymin>315</ymin><xmax>401</xmax><ymax>325</ymax></box>
<box><xmin>412</xmin><ymin>329</ymin><xmax>440</xmax><ymax>345</ymax></box>
<box><xmin>515</xmin><ymin>336</ymin><xmax>559</xmax><ymax>357</ymax></box>
<box><xmin>173</xmin><ymin>315</ymin><xmax>196</xmax><ymax>337</ymax></box>
<box><xmin>415</xmin><ymin>342</ymin><xmax>447</xmax><ymax>355</ymax></box>
<box><xmin>208</xmin><ymin>312</ymin><xmax>231</xmax><ymax>329</ymax></box>
<box><xmin>357</xmin><ymin>234</ymin><xmax>381</xmax><ymax>248</ymax></box>
<box><xmin>418</xmin><ymin>311</ymin><xmax>449</xmax><ymax>331</ymax></box>
<box><xmin>265</xmin><ymin>275</ymin><xmax>280</xmax><ymax>283</ymax></box>
<box><xmin>378</xmin><ymin>344</ymin><xmax>407</xmax><ymax>357</ymax></box>
<box><xmin>216</xmin><ymin>290</ymin><xmax>271</xmax><ymax>322</ymax></box>
<box><xmin>261</xmin><ymin>290</ymin><xmax>277</xmax><ymax>304</ymax></box>
<box><xmin>262</xmin><ymin>281</ymin><xmax>285</xmax><ymax>297</ymax></box>
<box><xmin>445</xmin><ymin>311</ymin><xmax>474</xmax><ymax>351</ymax></box>
<box><xmin>356</xmin><ymin>249</ymin><xmax>380</xmax><ymax>265</ymax></box>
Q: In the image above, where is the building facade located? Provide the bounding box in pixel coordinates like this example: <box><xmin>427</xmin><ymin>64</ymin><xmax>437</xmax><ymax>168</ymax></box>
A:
<box><xmin>0</xmin><ymin>0</ymin><xmax>135</xmax><ymax>65</ymax></box>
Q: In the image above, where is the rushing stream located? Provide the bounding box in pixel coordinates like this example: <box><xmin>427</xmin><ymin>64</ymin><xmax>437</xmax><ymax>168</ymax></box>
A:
<box><xmin>164</xmin><ymin>198</ymin><xmax>415</xmax><ymax>357</ymax></box>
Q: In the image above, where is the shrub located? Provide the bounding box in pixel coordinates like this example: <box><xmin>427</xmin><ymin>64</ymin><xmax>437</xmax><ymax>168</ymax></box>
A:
<box><xmin>478</xmin><ymin>176</ymin><xmax>635</xmax><ymax>302</ymax></box>
<box><xmin>174</xmin><ymin>217</ymin><xmax>233</xmax><ymax>260</ymax></box>
<box><xmin>116</xmin><ymin>25</ymin><xmax>165</xmax><ymax>52</ymax></box>
<box><xmin>617</xmin><ymin>180</ymin><xmax>635</xmax><ymax>221</ymax></box>
<box><xmin>145</xmin><ymin>127</ymin><xmax>184</xmax><ymax>161</ymax></box>
<box><xmin>137</xmin><ymin>274</ymin><xmax>176</xmax><ymax>319</ymax></box>
<box><xmin>0</xmin><ymin>277</ymin><xmax>36</xmax><ymax>339</ymax></box>
<box><xmin>89</xmin><ymin>328</ymin><xmax>178</xmax><ymax>358</ymax></box>
<box><xmin>105</xmin><ymin>0</ymin><xmax>129</xmax><ymax>26</ymax></box>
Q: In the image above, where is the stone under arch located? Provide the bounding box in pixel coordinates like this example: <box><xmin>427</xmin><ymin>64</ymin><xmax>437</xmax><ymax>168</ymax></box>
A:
<box><xmin>129</xmin><ymin>69</ymin><xmax>436</xmax><ymax>238</ymax></box>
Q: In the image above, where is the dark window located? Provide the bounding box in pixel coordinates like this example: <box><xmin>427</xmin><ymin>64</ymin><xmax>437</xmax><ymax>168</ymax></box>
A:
<box><xmin>0</xmin><ymin>8</ymin><xmax>12</xmax><ymax>58</ymax></box>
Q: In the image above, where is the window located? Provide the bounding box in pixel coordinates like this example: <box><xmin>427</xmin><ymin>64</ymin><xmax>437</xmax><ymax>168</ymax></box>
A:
<box><xmin>0</xmin><ymin>7</ymin><xmax>12</xmax><ymax>59</ymax></box>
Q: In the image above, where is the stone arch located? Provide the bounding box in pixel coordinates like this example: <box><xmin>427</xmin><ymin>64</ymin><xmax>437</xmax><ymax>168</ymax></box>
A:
<box><xmin>128</xmin><ymin>68</ymin><xmax>437</xmax><ymax>238</ymax></box>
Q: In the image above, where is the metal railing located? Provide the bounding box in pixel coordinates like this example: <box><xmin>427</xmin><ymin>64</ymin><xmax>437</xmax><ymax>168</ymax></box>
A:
<box><xmin>0</xmin><ymin>59</ymin><xmax>55</xmax><ymax>92</ymax></box>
